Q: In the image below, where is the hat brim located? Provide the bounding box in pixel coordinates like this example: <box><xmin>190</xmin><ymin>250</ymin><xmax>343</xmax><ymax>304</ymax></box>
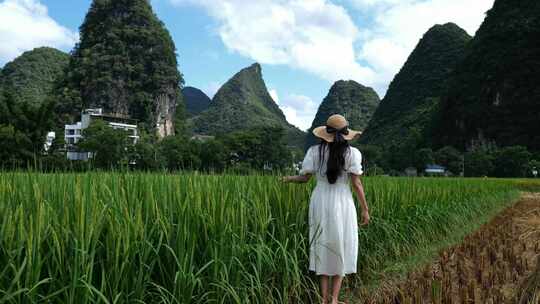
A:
<box><xmin>312</xmin><ymin>126</ymin><xmax>362</xmax><ymax>142</ymax></box>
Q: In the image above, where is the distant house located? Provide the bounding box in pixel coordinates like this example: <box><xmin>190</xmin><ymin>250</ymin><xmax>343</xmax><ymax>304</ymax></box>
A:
<box><xmin>425</xmin><ymin>164</ymin><xmax>446</xmax><ymax>175</ymax></box>
<box><xmin>65</xmin><ymin>108</ymin><xmax>139</xmax><ymax>161</ymax></box>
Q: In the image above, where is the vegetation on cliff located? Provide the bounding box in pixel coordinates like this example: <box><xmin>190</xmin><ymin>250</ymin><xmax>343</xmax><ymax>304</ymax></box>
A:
<box><xmin>190</xmin><ymin>63</ymin><xmax>305</xmax><ymax>148</ymax></box>
<box><xmin>182</xmin><ymin>86</ymin><xmax>212</xmax><ymax>116</ymax></box>
<box><xmin>435</xmin><ymin>0</ymin><xmax>540</xmax><ymax>151</ymax></box>
<box><xmin>305</xmin><ymin>80</ymin><xmax>379</xmax><ymax>149</ymax></box>
<box><xmin>360</xmin><ymin>23</ymin><xmax>471</xmax><ymax>150</ymax></box>
<box><xmin>0</xmin><ymin>47</ymin><xmax>69</xmax><ymax>164</ymax></box>
<box><xmin>55</xmin><ymin>0</ymin><xmax>184</xmax><ymax>135</ymax></box>
<box><xmin>0</xmin><ymin>47</ymin><xmax>69</xmax><ymax>105</ymax></box>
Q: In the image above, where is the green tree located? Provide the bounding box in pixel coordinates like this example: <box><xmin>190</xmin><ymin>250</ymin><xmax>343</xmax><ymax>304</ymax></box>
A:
<box><xmin>198</xmin><ymin>139</ymin><xmax>229</xmax><ymax>172</ymax></box>
<box><xmin>0</xmin><ymin>124</ymin><xmax>33</xmax><ymax>168</ymax></box>
<box><xmin>0</xmin><ymin>89</ymin><xmax>54</xmax><ymax>165</ymax></box>
<box><xmin>129</xmin><ymin>133</ymin><xmax>164</xmax><ymax>170</ymax></box>
<box><xmin>383</xmin><ymin>127</ymin><xmax>423</xmax><ymax>171</ymax></box>
<box><xmin>435</xmin><ymin>146</ymin><xmax>462</xmax><ymax>175</ymax></box>
<box><xmin>354</xmin><ymin>144</ymin><xmax>383</xmax><ymax>172</ymax></box>
<box><xmin>414</xmin><ymin>148</ymin><xmax>434</xmax><ymax>173</ymax></box>
<box><xmin>222</xmin><ymin>126</ymin><xmax>292</xmax><ymax>171</ymax></box>
<box><xmin>78</xmin><ymin>120</ymin><xmax>131</xmax><ymax>168</ymax></box>
<box><xmin>464</xmin><ymin>150</ymin><xmax>494</xmax><ymax>177</ymax></box>
<box><xmin>492</xmin><ymin>146</ymin><xmax>531</xmax><ymax>177</ymax></box>
<box><xmin>159</xmin><ymin>135</ymin><xmax>201</xmax><ymax>171</ymax></box>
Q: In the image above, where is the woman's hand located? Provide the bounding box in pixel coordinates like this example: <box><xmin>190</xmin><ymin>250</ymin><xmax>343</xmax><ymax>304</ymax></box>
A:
<box><xmin>360</xmin><ymin>210</ymin><xmax>370</xmax><ymax>226</ymax></box>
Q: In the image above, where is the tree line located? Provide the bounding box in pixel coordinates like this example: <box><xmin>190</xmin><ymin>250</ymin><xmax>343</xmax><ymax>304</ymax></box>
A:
<box><xmin>13</xmin><ymin>120</ymin><xmax>298</xmax><ymax>174</ymax></box>
<box><xmin>357</xmin><ymin>143</ymin><xmax>539</xmax><ymax>178</ymax></box>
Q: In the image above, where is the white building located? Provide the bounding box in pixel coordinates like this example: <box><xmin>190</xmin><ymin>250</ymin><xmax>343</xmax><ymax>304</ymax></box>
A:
<box><xmin>44</xmin><ymin>131</ymin><xmax>56</xmax><ymax>152</ymax></box>
<box><xmin>65</xmin><ymin>108</ymin><xmax>139</xmax><ymax>161</ymax></box>
<box><xmin>425</xmin><ymin>164</ymin><xmax>446</xmax><ymax>175</ymax></box>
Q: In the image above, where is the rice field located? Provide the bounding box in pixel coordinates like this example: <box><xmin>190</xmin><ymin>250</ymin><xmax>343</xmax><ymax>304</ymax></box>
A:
<box><xmin>358</xmin><ymin>193</ymin><xmax>540</xmax><ymax>303</ymax></box>
<box><xmin>0</xmin><ymin>173</ymin><xmax>524</xmax><ymax>303</ymax></box>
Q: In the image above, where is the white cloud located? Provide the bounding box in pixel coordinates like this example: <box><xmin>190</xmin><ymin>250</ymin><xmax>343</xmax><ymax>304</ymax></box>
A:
<box><xmin>278</xmin><ymin>93</ymin><xmax>318</xmax><ymax>131</ymax></box>
<box><xmin>348</xmin><ymin>0</ymin><xmax>404</xmax><ymax>9</ymax></box>
<box><xmin>171</xmin><ymin>0</ymin><xmax>493</xmax><ymax>97</ymax></box>
<box><xmin>354</xmin><ymin>0</ymin><xmax>494</xmax><ymax>92</ymax></box>
<box><xmin>170</xmin><ymin>0</ymin><xmax>376</xmax><ymax>85</ymax></box>
<box><xmin>269</xmin><ymin>88</ymin><xmax>280</xmax><ymax>104</ymax></box>
<box><xmin>0</xmin><ymin>0</ymin><xmax>78</xmax><ymax>65</ymax></box>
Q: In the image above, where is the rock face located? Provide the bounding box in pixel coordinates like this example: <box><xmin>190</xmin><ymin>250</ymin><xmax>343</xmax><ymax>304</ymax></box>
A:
<box><xmin>360</xmin><ymin>23</ymin><xmax>471</xmax><ymax>149</ymax></box>
<box><xmin>0</xmin><ymin>47</ymin><xmax>69</xmax><ymax>105</ymax></box>
<box><xmin>155</xmin><ymin>93</ymin><xmax>176</xmax><ymax>138</ymax></box>
<box><xmin>56</xmin><ymin>0</ymin><xmax>183</xmax><ymax>137</ymax></box>
<box><xmin>190</xmin><ymin>63</ymin><xmax>306</xmax><ymax>148</ymax></box>
<box><xmin>435</xmin><ymin>0</ymin><xmax>540</xmax><ymax>151</ymax></box>
<box><xmin>182</xmin><ymin>86</ymin><xmax>212</xmax><ymax>116</ymax></box>
<box><xmin>305</xmin><ymin>80</ymin><xmax>380</xmax><ymax>149</ymax></box>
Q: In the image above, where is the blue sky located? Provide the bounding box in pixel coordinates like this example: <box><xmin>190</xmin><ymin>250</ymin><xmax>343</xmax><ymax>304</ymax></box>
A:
<box><xmin>0</xmin><ymin>0</ymin><xmax>494</xmax><ymax>130</ymax></box>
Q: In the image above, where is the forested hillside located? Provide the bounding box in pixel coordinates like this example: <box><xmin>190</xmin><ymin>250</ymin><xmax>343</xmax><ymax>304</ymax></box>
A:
<box><xmin>54</xmin><ymin>0</ymin><xmax>184</xmax><ymax>137</ymax></box>
<box><xmin>0</xmin><ymin>47</ymin><xmax>69</xmax><ymax>164</ymax></box>
<box><xmin>0</xmin><ymin>47</ymin><xmax>69</xmax><ymax>105</ymax></box>
<box><xmin>182</xmin><ymin>86</ymin><xmax>211</xmax><ymax>116</ymax></box>
<box><xmin>190</xmin><ymin>63</ymin><xmax>306</xmax><ymax>148</ymax></box>
<box><xmin>306</xmin><ymin>80</ymin><xmax>379</xmax><ymax>149</ymax></box>
<box><xmin>435</xmin><ymin>0</ymin><xmax>540</xmax><ymax>151</ymax></box>
<box><xmin>360</xmin><ymin>23</ymin><xmax>471</xmax><ymax>149</ymax></box>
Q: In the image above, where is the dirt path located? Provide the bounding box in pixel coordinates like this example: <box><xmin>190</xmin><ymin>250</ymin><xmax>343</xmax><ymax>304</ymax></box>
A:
<box><xmin>355</xmin><ymin>193</ymin><xmax>540</xmax><ymax>304</ymax></box>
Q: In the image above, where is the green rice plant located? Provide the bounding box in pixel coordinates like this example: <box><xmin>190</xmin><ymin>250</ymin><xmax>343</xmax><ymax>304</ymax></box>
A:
<box><xmin>0</xmin><ymin>173</ymin><xmax>520</xmax><ymax>303</ymax></box>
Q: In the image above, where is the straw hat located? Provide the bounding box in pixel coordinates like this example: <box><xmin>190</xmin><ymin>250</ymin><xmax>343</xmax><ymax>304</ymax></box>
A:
<box><xmin>312</xmin><ymin>114</ymin><xmax>362</xmax><ymax>143</ymax></box>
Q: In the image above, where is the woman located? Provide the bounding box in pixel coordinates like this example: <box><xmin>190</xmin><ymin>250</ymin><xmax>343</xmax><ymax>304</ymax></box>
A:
<box><xmin>282</xmin><ymin>114</ymin><xmax>370</xmax><ymax>304</ymax></box>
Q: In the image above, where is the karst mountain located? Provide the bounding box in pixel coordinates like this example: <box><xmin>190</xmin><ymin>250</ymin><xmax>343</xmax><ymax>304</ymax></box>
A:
<box><xmin>305</xmin><ymin>80</ymin><xmax>380</xmax><ymax>149</ymax></box>
<box><xmin>189</xmin><ymin>63</ymin><xmax>306</xmax><ymax>148</ymax></box>
<box><xmin>435</xmin><ymin>0</ymin><xmax>540</xmax><ymax>151</ymax></box>
<box><xmin>182</xmin><ymin>86</ymin><xmax>212</xmax><ymax>116</ymax></box>
<box><xmin>55</xmin><ymin>0</ymin><xmax>184</xmax><ymax>137</ymax></box>
<box><xmin>0</xmin><ymin>47</ymin><xmax>69</xmax><ymax>106</ymax></box>
<box><xmin>359</xmin><ymin>23</ymin><xmax>472</xmax><ymax>149</ymax></box>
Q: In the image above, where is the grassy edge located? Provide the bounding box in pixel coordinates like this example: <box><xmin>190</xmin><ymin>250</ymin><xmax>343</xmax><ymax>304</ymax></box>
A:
<box><xmin>347</xmin><ymin>190</ymin><xmax>521</xmax><ymax>302</ymax></box>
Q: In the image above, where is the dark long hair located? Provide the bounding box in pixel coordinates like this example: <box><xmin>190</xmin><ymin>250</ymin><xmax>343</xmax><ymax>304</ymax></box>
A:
<box><xmin>318</xmin><ymin>139</ymin><xmax>350</xmax><ymax>184</ymax></box>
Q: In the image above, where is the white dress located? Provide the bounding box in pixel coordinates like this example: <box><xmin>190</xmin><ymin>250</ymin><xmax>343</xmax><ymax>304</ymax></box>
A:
<box><xmin>300</xmin><ymin>144</ymin><xmax>363</xmax><ymax>276</ymax></box>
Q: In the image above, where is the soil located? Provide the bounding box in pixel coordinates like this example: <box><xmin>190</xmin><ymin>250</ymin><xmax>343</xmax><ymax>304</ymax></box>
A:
<box><xmin>351</xmin><ymin>192</ymin><xmax>540</xmax><ymax>304</ymax></box>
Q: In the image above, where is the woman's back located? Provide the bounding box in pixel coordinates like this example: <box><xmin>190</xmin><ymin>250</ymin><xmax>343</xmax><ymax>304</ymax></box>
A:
<box><xmin>300</xmin><ymin>144</ymin><xmax>363</xmax><ymax>185</ymax></box>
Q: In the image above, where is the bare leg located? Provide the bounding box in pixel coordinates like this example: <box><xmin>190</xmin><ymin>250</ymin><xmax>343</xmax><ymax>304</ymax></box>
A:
<box><xmin>320</xmin><ymin>275</ymin><xmax>329</xmax><ymax>304</ymax></box>
<box><xmin>331</xmin><ymin>275</ymin><xmax>344</xmax><ymax>304</ymax></box>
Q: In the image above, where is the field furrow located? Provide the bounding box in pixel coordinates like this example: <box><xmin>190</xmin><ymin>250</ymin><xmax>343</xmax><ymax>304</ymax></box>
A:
<box><xmin>355</xmin><ymin>193</ymin><xmax>540</xmax><ymax>304</ymax></box>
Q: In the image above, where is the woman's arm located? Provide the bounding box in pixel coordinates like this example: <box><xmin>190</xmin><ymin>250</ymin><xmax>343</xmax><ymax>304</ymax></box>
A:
<box><xmin>350</xmin><ymin>174</ymin><xmax>370</xmax><ymax>225</ymax></box>
<box><xmin>281</xmin><ymin>174</ymin><xmax>312</xmax><ymax>183</ymax></box>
